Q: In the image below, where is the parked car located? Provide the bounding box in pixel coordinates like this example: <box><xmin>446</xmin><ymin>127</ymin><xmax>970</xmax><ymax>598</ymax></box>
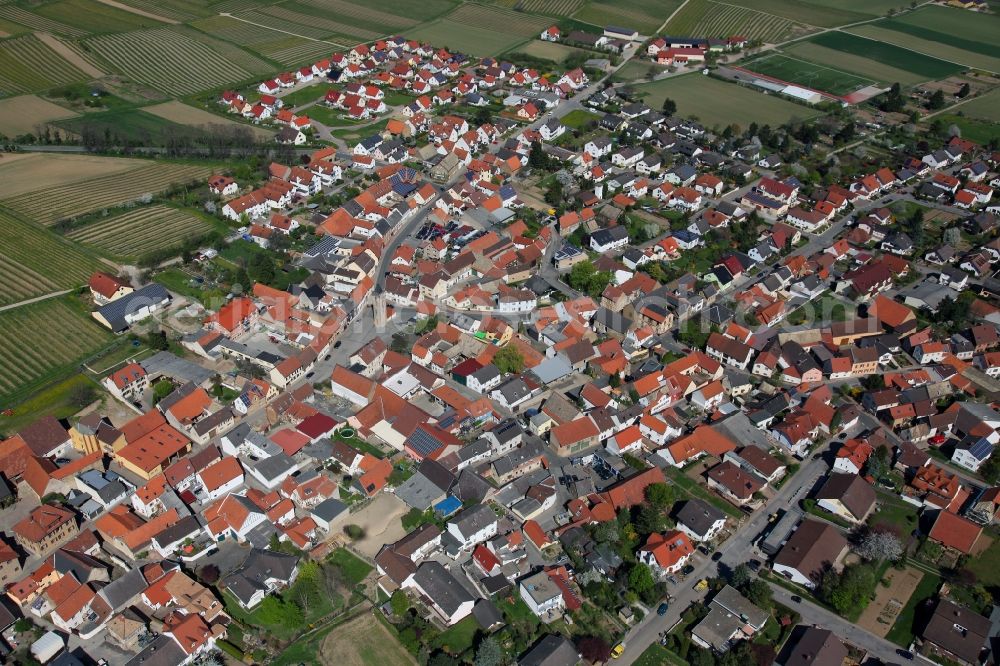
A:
<box><xmin>711</xmin><ymin>551</ymin><xmax>723</xmax><ymax>561</ymax></box>
<box><xmin>657</xmin><ymin>602</ymin><xmax>669</xmax><ymax>616</ymax></box>
<box><xmin>790</xmin><ymin>595</ymin><xmax>802</xmax><ymax>603</ymax></box>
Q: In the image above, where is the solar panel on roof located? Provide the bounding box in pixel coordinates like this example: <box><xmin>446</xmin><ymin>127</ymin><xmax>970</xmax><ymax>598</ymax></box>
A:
<box><xmin>969</xmin><ymin>438</ymin><xmax>993</xmax><ymax>460</ymax></box>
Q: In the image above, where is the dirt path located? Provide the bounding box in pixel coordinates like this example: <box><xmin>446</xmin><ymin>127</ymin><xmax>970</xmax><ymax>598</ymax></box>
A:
<box><xmin>90</xmin><ymin>0</ymin><xmax>177</xmax><ymax>24</ymax></box>
<box><xmin>0</xmin><ymin>289</ymin><xmax>72</xmax><ymax>313</ymax></box>
<box><xmin>36</xmin><ymin>33</ymin><xmax>106</xmax><ymax>78</ymax></box>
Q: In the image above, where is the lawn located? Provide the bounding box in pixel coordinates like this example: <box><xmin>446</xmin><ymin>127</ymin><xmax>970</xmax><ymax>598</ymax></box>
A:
<box><xmin>965</xmin><ymin>535</ymin><xmax>1000</xmax><ymax>588</ymax></box>
<box><xmin>612</xmin><ymin>59</ymin><xmax>663</xmax><ymax>83</ymax></box>
<box><xmin>0</xmin><ymin>374</ymin><xmax>100</xmax><ymax>437</ymax></box>
<box><xmin>432</xmin><ymin>616</ymin><xmax>478</xmax><ymax>655</ymax></box>
<box><xmin>154</xmin><ymin>267</ymin><xmax>226</xmax><ymax>306</ymax></box>
<box><xmin>326</xmin><ymin>548</ymin><xmax>373</xmax><ymax>586</ymax></box>
<box><xmin>869</xmin><ymin>491</ymin><xmax>920</xmax><ymax>536</ymax></box>
<box><xmin>335</xmin><ymin>432</ymin><xmax>386</xmax><ymax>459</ymax></box>
<box><xmin>885</xmin><ymin>571</ymin><xmax>940</xmax><ymax>647</ymax></box>
<box><xmin>560</xmin><ymin>109</ymin><xmax>600</xmax><ymax>129</ymax></box>
<box><xmin>277</xmin><ymin>83</ymin><xmax>338</xmax><ymax>109</ymax></box>
<box><xmin>631</xmin><ymin>74</ymin><xmax>819</xmax><ymax>130</ymax></box>
<box><xmin>512</xmin><ymin>40</ymin><xmax>589</xmax><ymax>64</ymax></box>
<box><xmin>633</xmin><ymin>643</ymin><xmax>687</xmax><ymax>666</ymax></box>
<box><xmin>665</xmin><ymin>467</ymin><xmax>743</xmax><ymax>518</ymax></box>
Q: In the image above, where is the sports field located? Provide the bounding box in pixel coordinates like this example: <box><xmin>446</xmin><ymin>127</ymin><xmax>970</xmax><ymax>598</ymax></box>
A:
<box><xmin>573</xmin><ymin>0</ymin><xmax>682</xmax><ymax>33</ymax></box>
<box><xmin>802</xmin><ymin>32</ymin><xmax>964</xmax><ymax>80</ymax></box>
<box><xmin>0</xmin><ymin>296</ymin><xmax>113</xmax><ymax>403</ymax></box>
<box><xmin>68</xmin><ymin>205</ymin><xmax>216</xmax><ymax>259</ymax></box>
<box><xmin>666</xmin><ymin>0</ymin><xmax>805</xmax><ymax>44</ymax></box>
<box><xmin>633</xmin><ymin>74</ymin><xmax>820</xmax><ymax>129</ymax></box>
<box><xmin>0</xmin><ymin>209</ymin><xmax>102</xmax><ymax>307</ymax></box>
<box><xmin>849</xmin><ymin>6</ymin><xmax>1000</xmax><ymax>73</ymax></box>
<box><xmin>0</xmin><ymin>94</ymin><xmax>78</xmax><ymax>137</ymax></box>
<box><xmin>740</xmin><ymin>52</ymin><xmax>874</xmax><ymax>95</ymax></box>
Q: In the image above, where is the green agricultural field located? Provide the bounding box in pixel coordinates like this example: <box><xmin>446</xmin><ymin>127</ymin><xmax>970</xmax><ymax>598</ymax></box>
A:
<box><xmin>407</xmin><ymin>4</ymin><xmax>550</xmax><ymax>57</ymax></box>
<box><xmin>55</xmin><ymin>108</ymin><xmax>190</xmax><ymax>145</ymax></box>
<box><xmin>32</xmin><ymin>0</ymin><xmax>167</xmax><ymax>34</ymax></box>
<box><xmin>235</xmin><ymin>6</ymin><xmax>372</xmax><ymax>41</ymax></box>
<box><xmin>666</xmin><ymin>0</ymin><xmax>806</xmax><ymax>44</ymax></box>
<box><xmin>0</xmin><ymin>34</ymin><xmax>91</xmax><ymax>96</ymax></box>
<box><xmin>573</xmin><ymin>0</ymin><xmax>682</xmax><ymax>33</ymax></box>
<box><xmin>85</xmin><ymin>27</ymin><xmax>259</xmax><ymax>97</ymax></box>
<box><xmin>519</xmin><ymin>0</ymin><xmax>582</xmax><ymax>15</ymax></box>
<box><xmin>296</xmin><ymin>0</ymin><xmax>456</xmax><ymax>25</ymax></box>
<box><xmin>957</xmin><ymin>88</ymin><xmax>1000</xmax><ymax>123</ymax></box>
<box><xmin>800</xmin><ymin>32</ymin><xmax>964</xmax><ymax>80</ymax></box>
<box><xmin>189</xmin><ymin>15</ymin><xmax>341</xmax><ymax>65</ymax></box>
<box><xmin>741</xmin><ymin>52</ymin><xmax>875</xmax><ymax>95</ymax></box>
<box><xmin>933</xmin><ymin>114</ymin><xmax>1000</xmax><ymax>146</ymax></box>
<box><xmin>1</xmin><ymin>162</ymin><xmax>212</xmax><ymax>226</ymax></box>
<box><xmin>67</xmin><ymin>205</ymin><xmax>218</xmax><ymax>260</ymax></box>
<box><xmin>849</xmin><ymin>6</ymin><xmax>1000</xmax><ymax>73</ymax></box>
<box><xmin>724</xmin><ymin>0</ymin><xmax>885</xmax><ymax>27</ymax></box>
<box><xmin>632</xmin><ymin>74</ymin><xmax>820</xmax><ymax>130</ymax></box>
<box><xmin>0</xmin><ymin>209</ymin><xmax>102</xmax><ymax>307</ymax></box>
<box><xmin>111</xmin><ymin>0</ymin><xmax>214</xmax><ymax>21</ymax></box>
<box><xmin>0</xmin><ymin>296</ymin><xmax>114</xmax><ymax>403</ymax></box>
<box><xmin>0</xmin><ymin>5</ymin><xmax>88</xmax><ymax>38</ymax></box>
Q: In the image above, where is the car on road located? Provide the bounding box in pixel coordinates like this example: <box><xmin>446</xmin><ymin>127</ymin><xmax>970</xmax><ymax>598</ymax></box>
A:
<box><xmin>682</xmin><ymin>564</ymin><xmax>695</xmax><ymax>575</ymax></box>
<box><xmin>657</xmin><ymin>602</ymin><xmax>669</xmax><ymax>615</ymax></box>
<box><xmin>305</xmin><ymin>372</ymin><xmax>314</xmax><ymax>379</ymax></box>
<box><xmin>748</xmin><ymin>559</ymin><xmax>761</xmax><ymax>571</ymax></box>
<box><xmin>333</xmin><ymin>341</ymin><xmax>342</xmax><ymax>349</ymax></box>
<box><xmin>666</xmin><ymin>575</ymin><xmax>678</xmax><ymax>585</ymax></box>
<box><xmin>790</xmin><ymin>595</ymin><xmax>802</xmax><ymax>603</ymax></box>
<box><xmin>895</xmin><ymin>649</ymin><xmax>914</xmax><ymax>660</ymax></box>
<box><xmin>611</xmin><ymin>643</ymin><xmax>625</xmax><ymax>659</ymax></box>
<box><xmin>711</xmin><ymin>551</ymin><xmax>723</xmax><ymax>561</ymax></box>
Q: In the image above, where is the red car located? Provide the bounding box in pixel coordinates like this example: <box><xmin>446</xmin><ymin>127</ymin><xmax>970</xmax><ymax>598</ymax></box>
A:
<box><xmin>929</xmin><ymin>434</ymin><xmax>947</xmax><ymax>446</ymax></box>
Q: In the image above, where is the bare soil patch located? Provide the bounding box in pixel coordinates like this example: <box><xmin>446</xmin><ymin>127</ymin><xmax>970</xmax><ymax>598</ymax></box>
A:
<box><xmin>348</xmin><ymin>493</ymin><xmax>408</xmax><ymax>558</ymax></box>
<box><xmin>0</xmin><ymin>95</ymin><xmax>78</xmax><ymax>137</ymax></box>
<box><xmin>857</xmin><ymin>566</ymin><xmax>923</xmax><ymax>637</ymax></box>
<box><xmin>144</xmin><ymin>100</ymin><xmax>274</xmax><ymax>139</ymax></box>
<box><xmin>0</xmin><ymin>153</ymin><xmax>143</xmax><ymax>199</ymax></box>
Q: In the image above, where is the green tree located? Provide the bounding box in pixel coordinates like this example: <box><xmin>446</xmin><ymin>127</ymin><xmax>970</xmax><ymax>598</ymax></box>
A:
<box><xmin>741</xmin><ymin>579</ymin><xmax>773</xmax><ymax>610</ymax></box>
<box><xmin>980</xmin><ymin>453</ymin><xmax>1000</xmax><ymax>484</ymax></box>
<box><xmin>819</xmin><ymin>563</ymin><xmax>875</xmax><ymax>615</ymax></box>
<box><xmin>865</xmin><ymin>445</ymin><xmax>891</xmax><ymax>482</ymax></box>
<box><xmin>248</xmin><ymin>252</ymin><xmax>275</xmax><ymax>285</ymax></box>
<box><xmin>529</xmin><ymin>140</ymin><xmax>547</xmax><ymax>169</ymax></box>
<box><xmin>475</xmin><ymin>636</ymin><xmax>505</xmax><ymax>666</ymax></box>
<box><xmin>566</xmin><ymin>259</ymin><xmax>612</xmax><ymax>297</ymax></box>
<box><xmin>928</xmin><ymin>89</ymin><xmax>946</xmax><ymax>110</ymax></box>
<box><xmin>662</xmin><ymin>98</ymin><xmax>677</xmax><ymax>116</ymax></box>
<box><xmin>493</xmin><ymin>345</ymin><xmax>525</xmax><ymax>374</ymax></box>
<box><xmin>628</xmin><ymin>563</ymin><xmax>656</xmax><ymax>599</ymax></box>
<box><xmin>636</xmin><ymin>504</ymin><xmax>669</xmax><ymax>535</ymax></box>
<box><xmin>645</xmin><ymin>483</ymin><xmax>675</xmax><ymax>511</ymax></box>
<box><xmin>390</xmin><ymin>590</ymin><xmax>410</xmax><ymax>616</ymax></box>
<box><xmin>544</xmin><ymin>180</ymin><xmax>564</xmax><ymax>207</ymax></box>
<box><xmin>730</xmin><ymin>563</ymin><xmax>752</xmax><ymax>589</ymax></box>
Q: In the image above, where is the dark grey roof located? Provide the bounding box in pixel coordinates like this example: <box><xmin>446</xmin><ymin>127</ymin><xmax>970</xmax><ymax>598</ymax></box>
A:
<box><xmin>224</xmin><ymin>548</ymin><xmax>300</xmax><ymax>606</ymax></box>
<box><xmin>411</xmin><ymin>561</ymin><xmax>474</xmax><ymax>616</ymax></box>
<box><xmin>454</xmin><ymin>469</ymin><xmax>491</xmax><ymax>504</ymax></box>
<box><xmin>152</xmin><ymin>515</ymin><xmax>203</xmax><ymax>549</ymax></box>
<box><xmin>125</xmin><ymin>635</ymin><xmax>186</xmax><ymax>666</ymax></box>
<box><xmin>96</xmin><ymin>283</ymin><xmax>170</xmax><ymax>332</ymax></box>
<box><xmin>450</xmin><ymin>504</ymin><xmax>497</xmax><ymax>540</ymax></box>
<box><xmin>246</xmin><ymin>453</ymin><xmax>297</xmax><ymax>481</ymax></box>
<box><xmin>97</xmin><ymin>567</ymin><xmax>147</xmax><ymax>611</ymax></box>
<box><xmin>472</xmin><ymin>598</ymin><xmax>503</xmax><ymax>630</ymax></box>
<box><xmin>519</xmin><ymin>634</ymin><xmax>580</xmax><ymax>666</ymax></box>
<box><xmin>312</xmin><ymin>497</ymin><xmax>348</xmax><ymax>522</ymax></box>
<box><xmin>675</xmin><ymin>499</ymin><xmax>726</xmax><ymax>537</ymax></box>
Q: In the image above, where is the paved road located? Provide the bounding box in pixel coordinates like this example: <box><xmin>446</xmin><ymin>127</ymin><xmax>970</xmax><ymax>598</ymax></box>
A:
<box><xmin>768</xmin><ymin>583</ymin><xmax>909</xmax><ymax>663</ymax></box>
<box><xmin>618</xmin><ymin>454</ymin><xmax>829</xmax><ymax>664</ymax></box>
